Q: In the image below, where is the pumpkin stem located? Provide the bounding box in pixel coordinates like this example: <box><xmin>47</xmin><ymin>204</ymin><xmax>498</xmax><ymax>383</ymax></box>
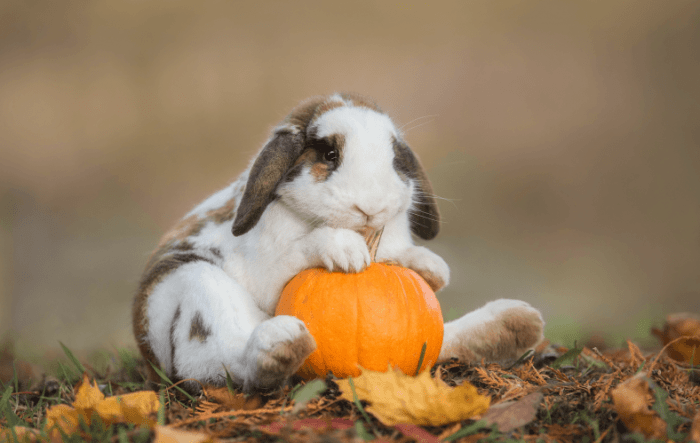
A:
<box><xmin>364</xmin><ymin>227</ymin><xmax>384</xmax><ymax>262</ymax></box>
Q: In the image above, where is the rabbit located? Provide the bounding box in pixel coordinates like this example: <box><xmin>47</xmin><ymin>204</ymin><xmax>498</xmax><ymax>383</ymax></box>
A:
<box><xmin>132</xmin><ymin>93</ymin><xmax>545</xmax><ymax>393</ymax></box>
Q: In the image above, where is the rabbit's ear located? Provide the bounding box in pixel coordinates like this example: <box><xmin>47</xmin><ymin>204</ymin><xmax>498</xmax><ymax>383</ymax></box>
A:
<box><xmin>232</xmin><ymin>131</ymin><xmax>305</xmax><ymax>236</ymax></box>
<box><xmin>393</xmin><ymin>139</ymin><xmax>440</xmax><ymax>240</ymax></box>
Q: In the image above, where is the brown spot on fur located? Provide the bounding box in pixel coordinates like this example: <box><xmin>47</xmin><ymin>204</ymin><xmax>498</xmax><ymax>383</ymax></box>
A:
<box><xmin>205</xmin><ymin>196</ymin><xmax>237</xmax><ymax>224</ymax></box>
<box><xmin>309</xmin><ymin>163</ymin><xmax>330</xmax><ymax>182</ymax></box>
<box><xmin>283</xmin><ymin>94</ymin><xmax>380</xmax><ymax>134</ymax></box>
<box><xmin>414</xmin><ymin>269</ymin><xmax>446</xmax><ymax>292</ymax></box>
<box><xmin>503</xmin><ymin>308</ymin><xmax>545</xmax><ymax>351</ymax></box>
<box><xmin>445</xmin><ymin>306</ymin><xmax>544</xmax><ymax>363</ymax></box>
<box><xmin>170</xmin><ymin>305</ymin><xmax>181</xmax><ymax>374</ymax></box>
<box><xmin>189</xmin><ymin>311</ymin><xmax>212</xmax><ymax>342</ymax></box>
<box><xmin>439</xmin><ymin>344</ymin><xmax>478</xmax><ymax>363</ymax></box>
<box><xmin>284</xmin><ymin>96</ymin><xmax>337</xmax><ymax>131</ymax></box>
<box><xmin>132</xmin><ymin>252</ymin><xmax>215</xmax><ymax>378</ymax></box>
<box><xmin>210</xmin><ymin>247</ymin><xmax>223</xmax><ymax>259</ymax></box>
<box><xmin>339</xmin><ymin>92</ymin><xmax>383</xmax><ymax>113</ymax></box>
<box><xmin>159</xmin><ymin>215</ymin><xmax>205</xmax><ymax>247</ymax></box>
<box><xmin>314</xmin><ymin>100</ymin><xmax>345</xmax><ymax>117</ymax></box>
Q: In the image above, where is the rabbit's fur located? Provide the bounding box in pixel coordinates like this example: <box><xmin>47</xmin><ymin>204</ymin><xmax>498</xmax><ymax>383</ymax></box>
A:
<box><xmin>132</xmin><ymin>93</ymin><xmax>544</xmax><ymax>392</ymax></box>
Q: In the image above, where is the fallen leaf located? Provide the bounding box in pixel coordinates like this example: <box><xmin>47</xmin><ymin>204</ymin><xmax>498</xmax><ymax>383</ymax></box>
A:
<box><xmin>651</xmin><ymin>313</ymin><xmax>700</xmax><ymax>365</ymax></box>
<box><xmin>202</xmin><ymin>386</ymin><xmax>263</xmax><ymax>411</ymax></box>
<box><xmin>154</xmin><ymin>425</ymin><xmax>217</xmax><ymax>443</ymax></box>
<box><xmin>72</xmin><ymin>375</ymin><xmax>105</xmax><ymax>411</ymax></box>
<box><xmin>95</xmin><ymin>390</ymin><xmax>160</xmax><ymax>427</ymax></box>
<box><xmin>336</xmin><ymin>367</ymin><xmax>490</xmax><ymax>426</ymax></box>
<box><xmin>259</xmin><ymin>418</ymin><xmax>355</xmax><ymax>435</ymax></box>
<box><xmin>481</xmin><ymin>392</ymin><xmax>543</xmax><ymax>432</ymax></box>
<box><xmin>45</xmin><ymin>374</ymin><xmax>160</xmax><ymax>438</ymax></box>
<box><xmin>689</xmin><ymin>411</ymin><xmax>700</xmax><ymax>443</ymax></box>
<box><xmin>610</xmin><ymin>374</ymin><xmax>667</xmax><ymax>439</ymax></box>
<box><xmin>45</xmin><ymin>404</ymin><xmax>81</xmax><ymax>437</ymax></box>
<box><xmin>0</xmin><ymin>426</ymin><xmax>42</xmax><ymax>443</ymax></box>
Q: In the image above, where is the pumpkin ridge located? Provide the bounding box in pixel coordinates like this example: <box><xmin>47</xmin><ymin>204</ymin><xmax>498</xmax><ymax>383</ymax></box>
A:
<box><xmin>392</xmin><ymin>265</ymin><xmax>411</xmax><ymax>371</ymax></box>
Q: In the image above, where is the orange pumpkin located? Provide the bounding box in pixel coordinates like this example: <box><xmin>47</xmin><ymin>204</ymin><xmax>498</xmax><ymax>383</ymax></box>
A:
<box><xmin>275</xmin><ymin>261</ymin><xmax>444</xmax><ymax>380</ymax></box>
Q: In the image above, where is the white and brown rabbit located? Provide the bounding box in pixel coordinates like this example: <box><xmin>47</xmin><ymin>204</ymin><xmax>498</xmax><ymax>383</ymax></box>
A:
<box><xmin>132</xmin><ymin>93</ymin><xmax>544</xmax><ymax>392</ymax></box>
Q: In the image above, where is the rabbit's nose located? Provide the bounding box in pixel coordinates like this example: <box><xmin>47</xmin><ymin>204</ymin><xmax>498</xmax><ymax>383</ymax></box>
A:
<box><xmin>353</xmin><ymin>204</ymin><xmax>382</xmax><ymax>222</ymax></box>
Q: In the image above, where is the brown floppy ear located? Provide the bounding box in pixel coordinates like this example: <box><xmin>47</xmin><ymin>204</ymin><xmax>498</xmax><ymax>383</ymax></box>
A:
<box><xmin>393</xmin><ymin>139</ymin><xmax>440</xmax><ymax>240</ymax></box>
<box><xmin>232</xmin><ymin>131</ymin><xmax>305</xmax><ymax>236</ymax></box>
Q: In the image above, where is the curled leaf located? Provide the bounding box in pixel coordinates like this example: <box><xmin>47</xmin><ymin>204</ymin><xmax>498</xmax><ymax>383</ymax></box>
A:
<box><xmin>651</xmin><ymin>313</ymin><xmax>700</xmax><ymax>365</ymax></box>
<box><xmin>337</xmin><ymin>367</ymin><xmax>489</xmax><ymax>426</ymax></box>
<box><xmin>610</xmin><ymin>374</ymin><xmax>667</xmax><ymax>439</ymax></box>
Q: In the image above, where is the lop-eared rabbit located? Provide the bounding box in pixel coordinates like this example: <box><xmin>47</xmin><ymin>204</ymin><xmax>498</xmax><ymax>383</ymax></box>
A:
<box><xmin>133</xmin><ymin>93</ymin><xmax>544</xmax><ymax>392</ymax></box>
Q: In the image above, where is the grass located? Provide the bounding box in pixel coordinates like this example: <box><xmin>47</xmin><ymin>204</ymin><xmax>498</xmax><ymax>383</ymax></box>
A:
<box><xmin>1</xmin><ymin>340</ymin><xmax>699</xmax><ymax>442</ymax></box>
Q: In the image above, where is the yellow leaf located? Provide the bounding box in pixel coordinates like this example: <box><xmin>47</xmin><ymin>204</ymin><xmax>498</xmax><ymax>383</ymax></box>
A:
<box><xmin>153</xmin><ymin>425</ymin><xmax>217</xmax><ymax>443</ymax></box>
<box><xmin>336</xmin><ymin>367</ymin><xmax>490</xmax><ymax>426</ymax></box>
<box><xmin>0</xmin><ymin>426</ymin><xmax>42</xmax><ymax>443</ymax></box>
<box><xmin>94</xmin><ymin>390</ymin><xmax>160</xmax><ymax>427</ymax></box>
<box><xmin>610</xmin><ymin>374</ymin><xmax>667</xmax><ymax>439</ymax></box>
<box><xmin>45</xmin><ymin>404</ymin><xmax>80</xmax><ymax>437</ymax></box>
<box><xmin>72</xmin><ymin>374</ymin><xmax>105</xmax><ymax>411</ymax></box>
<box><xmin>44</xmin><ymin>376</ymin><xmax>161</xmax><ymax>439</ymax></box>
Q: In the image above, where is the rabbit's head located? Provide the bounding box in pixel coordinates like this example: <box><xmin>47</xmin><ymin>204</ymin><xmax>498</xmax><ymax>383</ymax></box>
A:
<box><xmin>232</xmin><ymin>93</ymin><xmax>440</xmax><ymax>239</ymax></box>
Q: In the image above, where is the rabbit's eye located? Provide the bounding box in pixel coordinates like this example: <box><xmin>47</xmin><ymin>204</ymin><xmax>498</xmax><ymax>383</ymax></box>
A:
<box><xmin>324</xmin><ymin>149</ymin><xmax>338</xmax><ymax>162</ymax></box>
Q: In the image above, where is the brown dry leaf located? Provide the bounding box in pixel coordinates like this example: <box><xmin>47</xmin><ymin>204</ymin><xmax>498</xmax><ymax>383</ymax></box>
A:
<box><xmin>481</xmin><ymin>392</ymin><xmax>543</xmax><ymax>432</ymax></box>
<box><xmin>610</xmin><ymin>373</ymin><xmax>667</xmax><ymax>439</ymax></box>
<box><xmin>153</xmin><ymin>425</ymin><xmax>217</xmax><ymax>443</ymax></box>
<box><xmin>202</xmin><ymin>386</ymin><xmax>263</xmax><ymax>411</ymax></box>
<box><xmin>690</xmin><ymin>411</ymin><xmax>700</xmax><ymax>443</ymax></box>
<box><xmin>259</xmin><ymin>418</ymin><xmax>355</xmax><ymax>435</ymax></box>
<box><xmin>651</xmin><ymin>313</ymin><xmax>700</xmax><ymax>365</ymax></box>
<box><xmin>336</xmin><ymin>367</ymin><xmax>490</xmax><ymax>426</ymax></box>
<box><xmin>45</xmin><ymin>374</ymin><xmax>160</xmax><ymax>437</ymax></box>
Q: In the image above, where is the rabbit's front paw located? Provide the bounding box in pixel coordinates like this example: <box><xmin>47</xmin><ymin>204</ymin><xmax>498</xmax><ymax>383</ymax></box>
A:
<box><xmin>396</xmin><ymin>246</ymin><xmax>450</xmax><ymax>291</ymax></box>
<box><xmin>243</xmin><ymin>316</ymin><xmax>316</xmax><ymax>392</ymax></box>
<box><xmin>306</xmin><ymin>227</ymin><xmax>370</xmax><ymax>273</ymax></box>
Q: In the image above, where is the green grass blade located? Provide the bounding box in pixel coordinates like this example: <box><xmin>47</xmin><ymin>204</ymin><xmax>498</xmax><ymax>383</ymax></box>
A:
<box><xmin>507</xmin><ymin>349</ymin><xmax>534</xmax><ymax>369</ymax></box>
<box><xmin>59</xmin><ymin>342</ymin><xmax>87</xmax><ymax>375</ymax></box>
<box><xmin>348</xmin><ymin>377</ymin><xmax>377</xmax><ymax>437</ymax></box>
<box><xmin>148</xmin><ymin>362</ymin><xmax>195</xmax><ymax>403</ymax></box>
<box><xmin>550</xmin><ymin>344</ymin><xmax>583</xmax><ymax>369</ymax></box>
<box><xmin>12</xmin><ymin>361</ymin><xmax>19</xmax><ymax>394</ymax></box>
<box><xmin>354</xmin><ymin>421</ymin><xmax>374</xmax><ymax>441</ymax></box>
<box><xmin>158</xmin><ymin>390</ymin><xmax>166</xmax><ymax>426</ymax></box>
<box><xmin>291</xmin><ymin>379</ymin><xmax>326</xmax><ymax>412</ymax></box>
<box><xmin>1</xmin><ymin>385</ymin><xmax>22</xmax><ymax>427</ymax></box>
<box><xmin>444</xmin><ymin>419</ymin><xmax>489</xmax><ymax>441</ymax></box>
<box><xmin>414</xmin><ymin>342</ymin><xmax>427</xmax><ymax>376</ymax></box>
<box><xmin>649</xmin><ymin>378</ymin><xmax>688</xmax><ymax>440</ymax></box>
<box><xmin>222</xmin><ymin>365</ymin><xmax>236</xmax><ymax>395</ymax></box>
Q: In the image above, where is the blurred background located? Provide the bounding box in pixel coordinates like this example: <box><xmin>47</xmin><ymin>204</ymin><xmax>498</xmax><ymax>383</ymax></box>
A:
<box><xmin>1</xmin><ymin>0</ymin><xmax>699</xmax><ymax>359</ymax></box>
